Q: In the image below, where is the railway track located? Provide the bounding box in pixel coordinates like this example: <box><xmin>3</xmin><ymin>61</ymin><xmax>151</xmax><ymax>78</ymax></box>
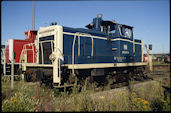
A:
<box><xmin>93</xmin><ymin>68</ymin><xmax>169</xmax><ymax>92</ymax></box>
<box><xmin>153</xmin><ymin>64</ymin><xmax>170</xmax><ymax>67</ymax></box>
<box><xmin>91</xmin><ymin>69</ymin><xmax>170</xmax><ymax>101</ymax></box>
<box><xmin>94</xmin><ymin>76</ymin><xmax>153</xmax><ymax>92</ymax></box>
<box><xmin>91</xmin><ymin>80</ymin><xmax>160</xmax><ymax>101</ymax></box>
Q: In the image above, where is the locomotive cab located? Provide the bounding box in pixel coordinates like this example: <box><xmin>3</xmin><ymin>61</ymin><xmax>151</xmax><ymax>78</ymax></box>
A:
<box><xmin>86</xmin><ymin>14</ymin><xmax>133</xmax><ymax>40</ymax></box>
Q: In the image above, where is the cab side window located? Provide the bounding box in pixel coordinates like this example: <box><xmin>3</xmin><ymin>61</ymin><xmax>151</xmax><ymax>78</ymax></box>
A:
<box><xmin>120</xmin><ymin>26</ymin><xmax>132</xmax><ymax>39</ymax></box>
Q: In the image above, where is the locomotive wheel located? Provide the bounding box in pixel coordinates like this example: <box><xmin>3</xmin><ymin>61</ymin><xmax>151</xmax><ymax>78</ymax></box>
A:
<box><xmin>114</xmin><ymin>74</ymin><xmax>127</xmax><ymax>83</ymax></box>
<box><xmin>78</xmin><ymin>76</ymin><xmax>93</xmax><ymax>88</ymax></box>
<box><xmin>36</xmin><ymin>69</ymin><xmax>44</xmax><ymax>81</ymax></box>
<box><xmin>25</xmin><ymin>73</ymin><xmax>32</xmax><ymax>82</ymax></box>
<box><xmin>87</xmin><ymin>76</ymin><xmax>93</xmax><ymax>84</ymax></box>
<box><xmin>24</xmin><ymin>69</ymin><xmax>38</xmax><ymax>82</ymax></box>
<box><xmin>86</xmin><ymin>76</ymin><xmax>99</xmax><ymax>89</ymax></box>
<box><xmin>16</xmin><ymin>68</ymin><xmax>22</xmax><ymax>75</ymax></box>
<box><xmin>24</xmin><ymin>70</ymin><xmax>33</xmax><ymax>82</ymax></box>
<box><xmin>105</xmin><ymin>75</ymin><xmax>114</xmax><ymax>85</ymax></box>
<box><xmin>30</xmin><ymin>71</ymin><xmax>37</xmax><ymax>82</ymax></box>
<box><xmin>67</xmin><ymin>74</ymin><xmax>76</xmax><ymax>84</ymax></box>
<box><xmin>77</xmin><ymin>77</ymin><xmax>85</xmax><ymax>86</ymax></box>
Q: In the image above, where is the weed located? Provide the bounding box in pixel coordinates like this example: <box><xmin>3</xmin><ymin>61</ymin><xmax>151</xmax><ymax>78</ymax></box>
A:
<box><xmin>2</xmin><ymin>74</ymin><xmax>170</xmax><ymax>112</ymax></box>
<box><xmin>2</xmin><ymin>87</ymin><xmax>38</xmax><ymax>112</ymax></box>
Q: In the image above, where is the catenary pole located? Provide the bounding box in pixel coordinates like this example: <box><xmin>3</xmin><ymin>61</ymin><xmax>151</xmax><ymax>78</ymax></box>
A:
<box><xmin>11</xmin><ymin>52</ymin><xmax>14</xmax><ymax>89</ymax></box>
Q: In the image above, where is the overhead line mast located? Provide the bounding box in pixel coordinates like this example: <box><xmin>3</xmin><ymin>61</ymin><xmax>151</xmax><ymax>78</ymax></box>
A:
<box><xmin>32</xmin><ymin>0</ymin><xmax>35</xmax><ymax>30</ymax></box>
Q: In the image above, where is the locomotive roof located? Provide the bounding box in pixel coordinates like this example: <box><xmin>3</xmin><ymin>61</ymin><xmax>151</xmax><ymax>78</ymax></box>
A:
<box><xmin>63</xmin><ymin>26</ymin><xmax>107</xmax><ymax>37</ymax></box>
<box><xmin>85</xmin><ymin>20</ymin><xmax>133</xmax><ymax>29</ymax></box>
<box><xmin>63</xmin><ymin>21</ymin><xmax>133</xmax><ymax>38</ymax></box>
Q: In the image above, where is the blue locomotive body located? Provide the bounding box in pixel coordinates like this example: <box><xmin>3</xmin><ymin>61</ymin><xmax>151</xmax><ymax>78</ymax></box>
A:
<box><xmin>62</xmin><ymin>18</ymin><xmax>142</xmax><ymax>65</ymax></box>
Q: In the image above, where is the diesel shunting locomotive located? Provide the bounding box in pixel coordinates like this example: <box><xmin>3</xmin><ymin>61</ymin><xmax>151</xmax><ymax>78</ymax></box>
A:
<box><xmin>4</xmin><ymin>14</ymin><xmax>147</xmax><ymax>87</ymax></box>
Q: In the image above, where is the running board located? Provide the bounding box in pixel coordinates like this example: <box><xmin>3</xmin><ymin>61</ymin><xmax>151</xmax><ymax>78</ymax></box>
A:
<box><xmin>64</xmin><ymin>62</ymin><xmax>147</xmax><ymax>69</ymax></box>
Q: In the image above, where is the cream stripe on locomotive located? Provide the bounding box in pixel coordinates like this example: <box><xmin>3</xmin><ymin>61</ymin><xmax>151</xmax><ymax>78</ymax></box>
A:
<box><xmin>62</xmin><ymin>31</ymin><xmax>142</xmax><ymax>45</ymax></box>
<box><xmin>63</xmin><ymin>62</ymin><xmax>147</xmax><ymax>69</ymax></box>
<box><xmin>22</xmin><ymin>62</ymin><xmax>147</xmax><ymax>70</ymax></box>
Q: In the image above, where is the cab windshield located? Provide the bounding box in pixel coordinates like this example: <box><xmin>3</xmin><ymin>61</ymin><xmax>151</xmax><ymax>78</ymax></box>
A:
<box><xmin>120</xmin><ymin>26</ymin><xmax>132</xmax><ymax>39</ymax></box>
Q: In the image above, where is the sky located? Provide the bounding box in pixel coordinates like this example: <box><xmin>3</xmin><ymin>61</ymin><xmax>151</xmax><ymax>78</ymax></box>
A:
<box><xmin>1</xmin><ymin>0</ymin><xmax>170</xmax><ymax>54</ymax></box>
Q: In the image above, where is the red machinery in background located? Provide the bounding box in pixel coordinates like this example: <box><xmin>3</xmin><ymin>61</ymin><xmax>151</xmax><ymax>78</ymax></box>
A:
<box><xmin>3</xmin><ymin>30</ymin><xmax>37</xmax><ymax>75</ymax></box>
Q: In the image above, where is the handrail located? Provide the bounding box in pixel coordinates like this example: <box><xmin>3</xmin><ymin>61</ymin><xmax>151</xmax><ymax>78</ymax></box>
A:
<box><xmin>39</xmin><ymin>40</ymin><xmax>54</xmax><ymax>64</ymax></box>
<box><xmin>71</xmin><ymin>32</ymin><xmax>94</xmax><ymax>76</ymax></box>
<box><xmin>19</xmin><ymin>43</ymin><xmax>36</xmax><ymax>64</ymax></box>
<box><xmin>72</xmin><ymin>33</ymin><xmax>78</xmax><ymax>76</ymax></box>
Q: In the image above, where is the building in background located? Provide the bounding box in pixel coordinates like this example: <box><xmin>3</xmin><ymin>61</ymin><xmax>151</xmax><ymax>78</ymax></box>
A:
<box><xmin>151</xmin><ymin>53</ymin><xmax>170</xmax><ymax>62</ymax></box>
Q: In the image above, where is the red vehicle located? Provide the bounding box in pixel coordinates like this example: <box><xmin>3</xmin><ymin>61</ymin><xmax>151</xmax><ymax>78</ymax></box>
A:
<box><xmin>164</xmin><ymin>55</ymin><xmax>170</xmax><ymax>63</ymax></box>
<box><xmin>143</xmin><ymin>54</ymin><xmax>148</xmax><ymax>62</ymax></box>
<box><xmin>4</xmin><ymin>30</ymin><xmax>37</xmax><ymax>75</ymax></box>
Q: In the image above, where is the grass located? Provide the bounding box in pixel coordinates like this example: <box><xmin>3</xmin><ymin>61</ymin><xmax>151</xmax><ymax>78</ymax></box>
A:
<box><xmin>1</xmin><ymin>74</ymin><xmax>171</xmax><ymax>112</ymax></box>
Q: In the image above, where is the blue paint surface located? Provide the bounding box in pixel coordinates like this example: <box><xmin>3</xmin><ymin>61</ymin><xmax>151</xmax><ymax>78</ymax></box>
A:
<box><xmin>63</xmin><ymin>27</ymin><xmax>142</xmax><ymax>64</ymax></box>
